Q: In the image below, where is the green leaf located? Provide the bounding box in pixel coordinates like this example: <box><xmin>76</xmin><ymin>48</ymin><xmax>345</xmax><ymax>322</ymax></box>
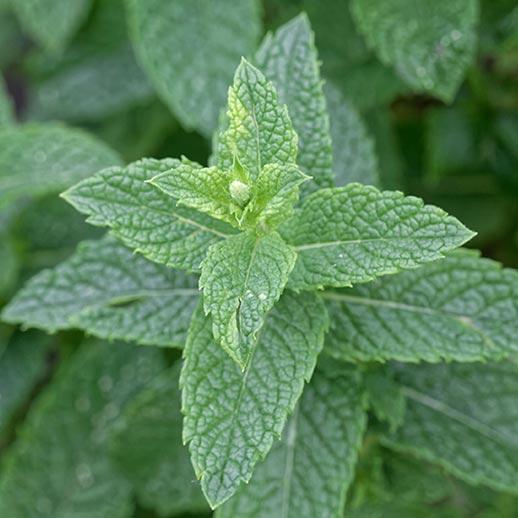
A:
<box><xmin>0</xmin><ymin>331</ymin><xmax>50</xmax><ymax>436</ymax></box>
<box><xmin>364</xmin><ymin>368</ymin><xmax>406</xmax><ymax>431</ymax></box>
<box><xmin>0</xmin><ymin>341</ymin><xmax>165</xmax><ymax>517</ymax></box>
<box><xmin>150</xmin><ymin>159</ymin><xmax>308</xmax><ymax>231</ymax></box>
<box><xmin>325</xmin><ymin>82</ymin><xmax>379</xmax><ymax>186</ymax></box>
<box><xmin>256</xmin><ymin>13</ymin><xmax>334</xmax><ymax>195</ymax></box>
<box><xmin>383</xmin><ymin>362</ymin><xmax>518</xmax><ymax>494</ymax></box>
<box><xmin>199</xmin><ymin>231</ymin><xmax>297</xmax><ymax>367</ymax></box>
<box><xmin>245</xmin><ymin>163</ymin><xmax>308</xmax><ymax>231</ymax></box>
<box><xmin>2</xmin><ymin>236</ymin><xmax>199</xmax><ymax>347</ymax></box>
<box><xmin>0</xmin><ymin>123</ymin><xmax>122</xmax><ymax>211</ymax></box>
<box><xmin>217</xmin><ymin>59</ymin><xmax>298</xmax><ymax>181</ymax></box>
<box><xmin>217</xmin><ymin>359</ymin><xmax>367</xmax><ymax>518</ymax></box>
<box><xmin>62</xmin><ymin>158</ymin><xmax>235</xmax><ymax>271</ymax></box>
<box><xmin>148</xmin><ymin>158</ymin><xmax>238</xmax><ymax>226</ymax></box>
<box><xmin>282</xmin><ymin>184</ymin><xmax>475</xmax><ymax>291</ymax></box>
<box><xmin>324</xmin><ymin>250</ymin><xmax>518</xmax><ymax>362</ymax></box>
<box><xmin>109</xmin><ymin>363</ymin><xmax>208</xmax><ymax>516</ymax></box>
<box><xmin>301</xmin><ymin>0</ymin><xmax>407</xmax><ymax>110</ymax></box>
<box><xmin>0</xmin><ymin>76</ymin><xmax>14</xmax><ymax>126</ymax></box>
<box><xmin>181</xmin><ymin>291</ymin><xmax>328</xmax><ymax>508</ymax></box>
<box><xmin>28</xmin><ymin>45</ymin><xmax>153</xmax><ymax>123</ymax></box>
<box><xmin>11</xmin><ymin>0</ymin><xmax>92</xmax><ymax>52</ymax></box>
<box><xmin>350</xmin><ymin>0</ymin><xmax>479</xmax><ymax>102</ymax></box>
<box><xmin>127</xmin><ymin>0</ymin><xmax>261</xmax><ymax>136</ymax></box>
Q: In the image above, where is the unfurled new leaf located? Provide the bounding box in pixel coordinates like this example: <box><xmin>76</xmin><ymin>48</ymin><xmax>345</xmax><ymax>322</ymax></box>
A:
<box><xmin>383</xmin><ymin>362</ymin><xmax>518</xmax><ymax>494</ymax></box>
<box><xmin>181</xmin><ymin>292</ymin><xmax>328</xmax><ymax>508</ymax></box>
<box><xmin>256</xmin><ymin>13</ymin><xmax>334</xmax><ymax>195</ymax></box>
<box><xmin>149</xmin><ymin>159</ymin><xmax>308</xmax><ymax>231</ymax></box>
<box><xmin>2</xmin><ymin>237</ymin><xmax>199</xmax><ymax>347</ymax></box>
<box><xmin>325</xmin><ymin>250</ymin><xmax>518</xmax><ymax>362</ymax></box>
<box><xmin>62</xmin><ymin>158</ymin><xmax>235</xmax><ymax>272</ymax></box>
<box><xmin>282</xmin><ymin>183</ymin><xmax>475</xmax><ymax>290</ymax></box>
<box><xmin>199</xmin><ymin>231</ymin><xmax>297</xmax><ymax>368</ymax></box>
<box><xmin>351</xmin><ymin>0</ymin><xmax>479</xmax><ymax>102</ymax></box>
<box><xmin>0</xmin><ymin>123</ymin><xmax>121</xmax><ymax>210</ymax></box>
<box><xmin>217</xmin><ymin>360</ymin><xmax>367</xmax><ymax>518</ymax></box>
<box><xmin>217</xmin><ymin>59</ymin><xmax>298</xmax><ymax>180</ymax></box>
<box><xmin>127</xmin><ymin>0</ymin><xmax>261</xmax><ymax>136</ymax></box>
<box><xmin>246</xmin><ymin>163</ymin><xmax>309</xmax><ymax>231</ymax></box>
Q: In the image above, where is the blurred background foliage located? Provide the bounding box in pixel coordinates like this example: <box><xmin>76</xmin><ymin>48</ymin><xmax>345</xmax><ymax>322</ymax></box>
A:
<box><xmin>0</xmin><ymin>0</ymin><xmax>517</xmax><ymax>516</ymax></box>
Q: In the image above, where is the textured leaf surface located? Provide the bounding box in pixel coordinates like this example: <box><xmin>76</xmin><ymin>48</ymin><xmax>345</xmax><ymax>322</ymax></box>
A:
<box><xmin>151</xmin><ymin>160</ymin><xmax>307</xmax><ymax>232</ymax></box>
<box><xmin>0</xmin><ymin>77</ymin><xmax>13</xmax><ymax>126</ymax></box>
<box><xmin>28</xmin><ymin>45</ymin><xmax>153</xmax><ymax>122</ymax></box>
<box><xmin>217</xmin><ymin>59</ymin><xmax>298</xmax><ymax>181</ymax></box>
<box><xmin>0</xmin><ymin>341</ymin><xmax>165</xmax><ymax>517</ymax></box>
<box><xmin>324</xmin><ymin>250</ymin><xmax>518</xmax><ymax>362</ymax></box>
<box><xmin>12</xmin><ymin>0</ymin><xmax>92</xmax><ymax>51</ymax></box>
<box><xmin>181</xmin><ymin>292</ymin><xmax>329</xmax><ymax>508</ymax></box>
<box><xmin>351</xmin><ymin>0</ymin><xmax>479</xmax><ymax>101</ymax></box>
<box><xmin>2</xmin><ymin>237</ymin><xmax>199</xmax><ymax>347</ymax></box>
<box><xmin>282</xmin><ymin>184</ymin><xmax>475</xmax><ymax>290</ymax></box>
<box><xmin>256</xmin><ymin>13</ymin><xmax>333</xmax><ymax>195</ymax></box>
<box><xmin>199</xmin><ymin>231</ymin><xmax>296</xmax><ymax>367</ymax></box>
<box><xmin>62</xmin><ymin>158</ymin><xmax>235</xmax><ymax>271</ymax></box>
<box><xmin>110</xmin><ymin>363</ymin><xmax>208</xmax><ymax>516</ymax></box>
<box><xmin>127</xmin><ymin>0</ymin><xmax>261</xmax><ymax>136</ymax></box>
<box><xmin>383</xmin><ymin>362</ymin><xmax>518</xmax><ymax>493</ymax></box>
<box><xmin>0</xmin><ymin>332</ymin><xmax>50</xmax><ymax>436</ymax></box>
<box><xmin>149</xmin><ymin>159</ymin><xmax>237</xmax><ymax>226</ymax></box>
<box><xmin>217</xmin><ymin>360</ymin><xmax>367</xmax><ymax>518</ymax></box>
<box><xmin>0</xmin><ymin>123</ymin><xmax>121</xmax><ymax>210</ymax></box>
<box><xmin>325</xmin><ymin>82</ymin><xmax>379</xmax><ymax>186</ymax></box>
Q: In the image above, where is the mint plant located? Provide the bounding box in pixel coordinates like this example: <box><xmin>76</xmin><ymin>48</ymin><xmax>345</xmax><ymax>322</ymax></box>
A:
<box><xmin>1</xmin><ymin>5</ymin><xmax>518</xmax><ymax>518</ymax></box>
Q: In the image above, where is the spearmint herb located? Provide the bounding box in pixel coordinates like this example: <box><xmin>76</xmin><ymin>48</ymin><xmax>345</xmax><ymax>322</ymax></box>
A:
<box><xmin>1</xmin><ymin>4</ymin><xmax>517</xmax><ymax>517</ymax></box>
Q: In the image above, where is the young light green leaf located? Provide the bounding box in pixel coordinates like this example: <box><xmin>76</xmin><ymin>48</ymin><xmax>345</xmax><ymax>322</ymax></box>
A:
<box><xmin>256</xmin><ymin>13</ymin><xmax>334</xmax><ymax>195</ymax></box>
<box><xmin>281</xmin><ymin>184</ymin><xmax>475</xmax><ymax>291</ymax></box>
<box><xmin>0</xmin><ymin>76</ymin><xmax>14</xmax><ymax>126</ymax></box>
<box><xmin>0</xmin><ymin>331</ymin><xmax>50</xmax><ymax>436</ymax></box>
<box><xmin>12</xmin><ymin>0</ymin><xmax>92</xmax><ymax>52</ymax></box>
<box><xmin>109</xmin><ymin>363</ymin><xmax>208</xmax><ymax>516</ymax></box>
<box><xmin>62</xmin><ymin>158</ymin><xmax>235</xmax><ymax>272</ymax></box>
<box><xmin>0</xmin><ymin>341</ymin><xmax>165</xmax><ymax>518</ymax></box>
<box><xmin>2</xmin><ymin>236</ymin><xmax>199</xmax><ymax>347</ymax></box>
<box><xmin>0</xmin><ymin>123</ymin><xmax>121</xmax><ymax>211</ymax></box>
<box><xmin>181</xmin><ymin>292</ymin><xmax>329</xmax><ymax>508</ymax></box>
<box><xmin>364</xmin><ymin>368</ymin><xmax>406</xmax><ymax>431</ymax></box>
<box><xmin>325</xmin><ymin>82</ymin><xmax>379</xmax><ymax>186</ymax></box>
<box><xmin>199</xmin><ymin>231</ymin><xmax>297</xmax><ymax>368</ymax></box>
<box><xmin>148</xmin><ymin>159</ymin><xmax>238</xmax><ymax>226</ymax></box>
<box><xmin>383</xmin><ymin>362</ymin><xmax>518</xmax><ymax>494</ymax></box>
<box><xmin>150</xmin><ymin>160</ymin><xmax>307</xmax><ymax>232</ymax></box>
<box><xmin>350</xmin><ymin>0</ymin><xmax>479</xmax><ymax>102</ymax></box>
<box><xmin>324</xmin><ymin>250</ymin><xmax>518</xmax><ymax>362</ymax></box>
<box><xmin>217</xmin><ymin>359</ymin><xmax>367</xmax><ymax>518</ymax></box>
<box><xmin>217</xmin><ymin>59</ymin><xmax>298</xmax><ymax>181</ymax></box>
<box><xmin>245</xmin><ymin>163</ymin><xmax>309</xmax><ymax>231</ymax></box>
<box><xmin>127</xmin><ymin>0</ymin><xmax>261</xmax><ymax>136</ymax></box>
